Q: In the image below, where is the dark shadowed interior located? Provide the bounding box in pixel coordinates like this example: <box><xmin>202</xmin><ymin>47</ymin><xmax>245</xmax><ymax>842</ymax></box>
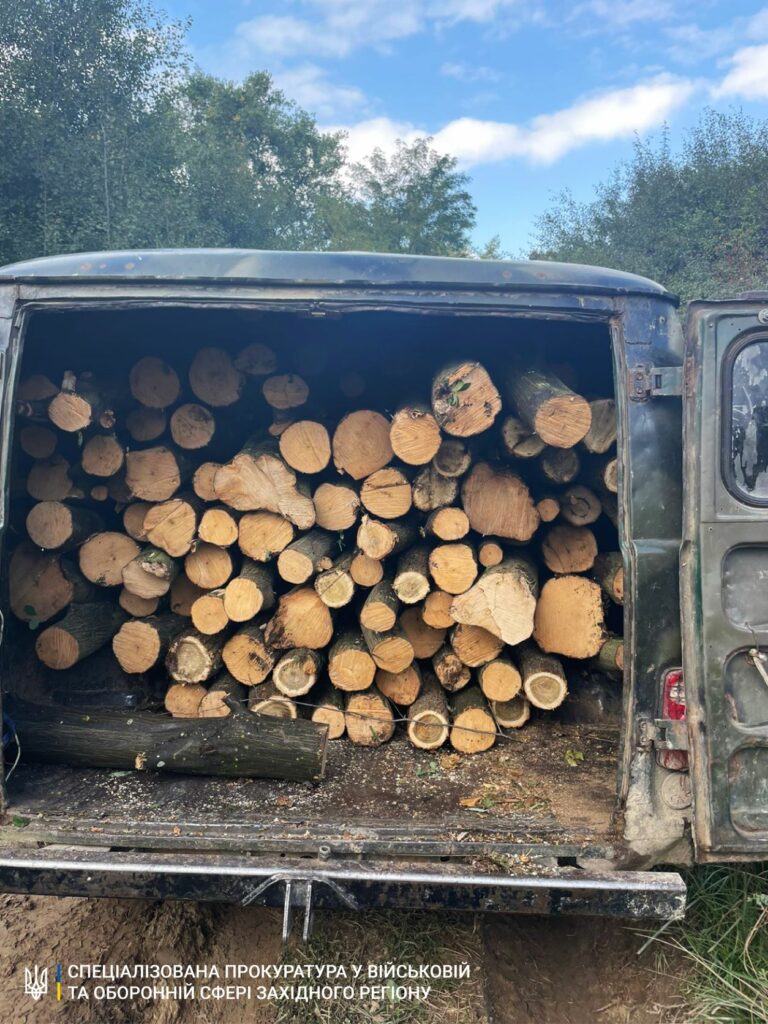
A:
<box><xmin>2</xmin><ymin>303</ymin><xmax>624</xmax><ymax>860</ymax></box>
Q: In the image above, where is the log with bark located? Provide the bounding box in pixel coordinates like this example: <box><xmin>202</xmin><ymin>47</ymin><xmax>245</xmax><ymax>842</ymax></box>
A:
<box><xmin>199</xmin><ymin>673</ymin><xmax>248</xmax><ymax>718</ymax></box>
<box><xmin>222</xmin><ymin>621</ymin><xmax>276</xmax><ymax>685</ymax></box>
<box><xmin>7</xmin><ymin>697</ymin><xmax>328</xmax><ymax>780</ymax></box>
<box><xmin>238</xmin><ymin>510</ymin><xmax>295</xmax><ymax>562</ymax></box>
<box><xmin>79</xmin><ymin>532</ymin><xmax>141</xmax><ymax>587</ymax></box>
<box><xmin>264</xmin><ymin>587</ymin><xmax>334</xmax><ymax>650</ymax></box>
<box><xmin>273</xmin><ymin>648</ymin><xmax>324</xmax><ymax>697</ymax></box>
<box><xmin>389</xmin><ymin>402</ymin><xmax>442</xmax><ymax>466</ymax></box>
<box><xmin>431</xmin><ymin>361</ymin><xmax>501</xmax><ymax>437</ymax></box>
<box><xmin>361</xmin><ymin>623</ymin><xmax>414</xmax><ymax>673</ymax></box>
<box><xmin>311</xmin><ymin>683</ymin><xmax>346</xmax><ymax>739</ymax></box>
<box><xmin>491</xmin><ymin>694</ymin><xmax>531</xmax><ymax>729</ymax></box>
<box><xmin>591</xmin><ymin>551</ymin><xmax>624</xmax><ymax>604</ymax></box>
<box><xmin>357</xmin><ymin>516</ymin><xmax>416</xmax><ymax>560</ymax></box>
<box><xmin>36</xmin><ymin>603</ymin><xmax>128</xmax><ymax>670</ymax></box>
<box><xmin>328</xmin><ymin>631</ymin><xmax>376</xmax><ymax>692</ymax></box>
<box><xmin>533</xmin><ymin>576</ymin><xmax>605</xmax><ymax>658</ymax></box>
<box><xmin>262</xmin><ymin>373</ymin><xmax>309</xmax><ymax>411</ymax></box>
<box><xmin>560</xmin><ymin>484</ymin><xmax>602</xmax><ymax>526</ymax></box>
<box><xmin>125</xmin><ymin>446</ymin><xmax>190</xmax><ymax>502</ymax></box>
<box><xmin>349</xmin><ymin>551</ymin><xmax>384</xmax><ymax>587</ymax></box>
<box><xmin>175</xmin><ymin>540</ymin><xmax>229</xmax><ymax>590</ymax></box>
<box><xmin>126</xmin><ymin>405</ymin><xmax>167</xmax><ymax>443</ymax></box>
<box><xmin>313</xmin><ymin>481</ymin><xmax>360</xmax><ymax>531</ymax></box>
<box><xmin>190</xmin><ymin>589</ymin><xmax>230</xmax><ymax>635</ymax></box>
<box><xmin>428</xmin><ymin>542</ymin><xmax>477</xmax><ymax>595</ymax></box>
<box><xmin>332</xmin><ymin>410</ymin><xmax>393</xmax><ymax>479</ymax></box>
<box><xmin>166</xmin><ymin>628</ymin><xmax>224</xmax><ymax>684</ymax></box>
<box><xmin>539</xmin><ymin>447</ymin><xmax>580</xmax><ymax>484</ymax></box>
<box><xmin>376</xmin><ymin>662</ymin><xmax>422</xmax><ymax>706</ymax></box>
<box><xmin>582</xmin><ymin>399</ymin><xmax>616</xmax><ymax>454</ymax></box>
<box><xmin>170</xmin><ymin>403</ymin><xmax>216</xmax><ymax>450</ymax></box>
<box><xmin>314</xmin><ymin>553</ymin><xmax>356</xmax><ymax>609</ymax></box>
<box><xmin>129</xmin><ymin>357</ymin><xmax>181</xmax><ymax>409</ymax></box>
<box><xmin>360</xmin><ymin>579</ymin><xmax>399</xmax><ymax>632</ymax></box>
<box><xmin>189</xmin><ymin>347</ymin><xmax>244</xmax><ymax>407</ymax></box>
<box><xmin>9</xmin><ymin>544</ymin><xmax>95</xmax><ymax>623</ymax></box>
<box><xmin>461</xmin><ymin>463</ymin><xmax>539</xmax><ymax>541</ymax></box>
<box><xmin>214</xmin><ymin>438</ymin><xmax>315</xmax><ymax>527</ymax></box>
<box><xmin>478</xmin><ymin>656</ymin><xmax>522</xmax><ymax>703</ymax></box>
<box><xmin>198</xmin><ymin>506</ymin><xmax>239</xmax><ymax>547</ymax></box>
<box><xmin>393</xmin><ymin>545</ymin><xmax>431</xmax><ymax>604</ymax></box>
<box><xmin>407</xmin><ymin>674</ymin><xmax>449</xmax><ymax>749</ymax></box>
<box><xmin>345</xmin><ymin>688</ymin><xmax>395</xmax><ymax>746</ymax></box>
<box><xmin>411</xmin><ymin>464</ymin><xmax>459</xmax><ymax>512</ymax></box>
<box><xmin>278</xmin><ymin>420</ymin><xmax>331</xmax><ymax>474</ymax></box>
<box><xmin>26</xmin><ymin>502</ymin><xmax>104</xmax><ymax>551</ymax></box>
<box><xmin>249</xmin><ymin>680</ymin><xmax>298</xmax><ymax>719</ymax></box>
<box><xmin>432</xmin><ymin>644</ymin><xmax>471</xmax><ymax>692</ymax></box>
<box><xmin>277</xmin><ymin>528</ymin><xmax>335</xmax><ymax>584</ymax></box>
<box><xmin>450</xmin><ymin>622</ymin><xmax>503</xmax><ymax>668</ymax></box>
<box><xmin>122</xmin><ymin>546</ymin><xmax>178</xmax><ymax>599</ymax></box>
<box><xmin>399</xmin><ymin>606</ymin><xmax>446</xmax><ymax>658</ymax></box>
<box><xmin>223</xmin><ymin>560</ymin><xmax>275</xmax><ymax>621</ymax></box>
<box><xmin>361</xmin><ymin>467</ymin><xmax>412</xmax><ymax>520</ymax></box>
<box><xmin>508</xmin><ymin>368</ymin><xmax>592</xmax><ymax>448</ymax></box>
<box><xmin>421</xmin><ymin>590</ymin><xmax>454</xmax><ymax>629</ymax></box>
<box><xmin>81</xmin><ymin>434</ymin><xmax>124</xmax><ymax>478</ymax></box>
<box><xmin>112</xmin><ymin>614</ymin><xmax>186</xmax><ymax>674</ymax></box>
<box><xmin>449</xmin><ymin>687</ymin><xmax>496</xmax><ymax>753</ymax></box>
<box><xmin>592</xmin><ymin>635</ymin><xmax>624</xmax><ymax>677</ymax></box>
<box><xmin>518</xmin><ymin>643</ymin><xmax>568</xmax><ymax>710</ymax></box>
<box><xmin>141</xmin><ymin>495</ymin><xmax>201</xmax><ymax>561</ymax></box>
<box><xmin>541</xmin><ymin>524</ymin><xmax>598</xmax><ymax>575</ymax></box>
<box><xmin>450</xmin><ymin>556</ymin><xmax>538</xmax><ymax>645</ymax></box>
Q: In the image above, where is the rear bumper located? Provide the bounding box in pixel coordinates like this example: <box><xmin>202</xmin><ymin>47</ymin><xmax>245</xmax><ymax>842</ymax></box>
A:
<box><xmin>0</xmin><ymin>846</ymin><xmax>686</xmax><ymax>920</ymax></box>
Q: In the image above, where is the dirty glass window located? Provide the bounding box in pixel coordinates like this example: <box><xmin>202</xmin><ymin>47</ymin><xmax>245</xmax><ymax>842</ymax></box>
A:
<box><xmin>729</xmin><ymin>339</ymin><xmax>768</xmax><ymax>501</ymax></box>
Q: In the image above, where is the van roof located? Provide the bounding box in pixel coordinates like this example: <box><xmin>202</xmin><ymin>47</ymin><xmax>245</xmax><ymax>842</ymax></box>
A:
<box><xmin>0</xmin><ymin>248</ymin><xmax>674</xmax><ymax>300</ymax></box>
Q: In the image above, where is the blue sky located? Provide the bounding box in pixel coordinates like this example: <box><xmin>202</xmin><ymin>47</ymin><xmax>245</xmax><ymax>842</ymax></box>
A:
<box><xmin>164</xmin><ymin>0</ymin><xmax>768</xmax><ymax>252</ymax></box>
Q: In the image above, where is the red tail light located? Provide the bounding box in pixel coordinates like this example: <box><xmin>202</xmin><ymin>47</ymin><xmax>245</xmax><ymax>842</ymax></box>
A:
<box><xmin>660</xmin><ymin>669</ymin><xmax>688</xmax><ymax>770</ymax></box>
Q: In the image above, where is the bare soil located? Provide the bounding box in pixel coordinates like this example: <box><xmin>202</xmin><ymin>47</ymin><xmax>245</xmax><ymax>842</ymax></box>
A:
<box><xmin>0</xmin><ymin>895</ymin><xmax>686</xmax><ymax>1024</ymax></box>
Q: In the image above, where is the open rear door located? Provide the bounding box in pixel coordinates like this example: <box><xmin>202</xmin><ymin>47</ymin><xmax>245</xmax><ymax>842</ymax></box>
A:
<box><xmin>683</xmin><ymin>298</ymin><xmax>768</xmax><ymax>861</ymax></box>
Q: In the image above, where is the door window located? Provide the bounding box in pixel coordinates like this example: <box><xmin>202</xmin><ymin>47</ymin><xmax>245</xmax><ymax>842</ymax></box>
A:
<box><xmin>727</xmin><ymin>336</ymin><xmax>768</xmax><ymax>502</ymax></box>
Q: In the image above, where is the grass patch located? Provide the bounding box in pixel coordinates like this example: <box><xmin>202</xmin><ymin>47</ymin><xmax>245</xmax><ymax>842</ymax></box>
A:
<box><xmin>650</xmin><ymin>864</ymin><xmax>767</xmax><ymax>1023</ymax></box>
<box><xmin>275</xmin><ymin>910</ymin><xmax>486</xmax><ymax>1024</ymax></box>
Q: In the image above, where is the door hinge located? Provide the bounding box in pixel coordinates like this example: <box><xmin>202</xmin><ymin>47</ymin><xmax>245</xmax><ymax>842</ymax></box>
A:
<box><xmin>628</xmin><ymin>364</ymin><xmax>683</xmax><ymax>401</ymax></box>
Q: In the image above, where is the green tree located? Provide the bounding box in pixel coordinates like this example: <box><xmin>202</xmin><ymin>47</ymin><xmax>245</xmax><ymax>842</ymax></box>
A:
<box><xmin>0</xmin><ymin>0</ymin><xmax>190</xmax><ymax>262</ymax></box>
<box><xmin>176</xmin><ymin>72</ymin><xmax>348</xmax><ymax>251</ymax></box>
<box><xmin>333</xmin><ymin>138</ymin><xmax>476</xmax><ymax>256</ymax></box>
<box><xmin>530</xmin><ymin>109</ymin><xmax>768</xmax><ymax>302</ymax></box>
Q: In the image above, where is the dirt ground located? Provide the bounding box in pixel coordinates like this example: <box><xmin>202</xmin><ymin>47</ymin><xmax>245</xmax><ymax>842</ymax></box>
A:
<box><xmin>0</xmin><ymin>894</ymin><xmax>688</xmax><ymax>1024</ymax></box>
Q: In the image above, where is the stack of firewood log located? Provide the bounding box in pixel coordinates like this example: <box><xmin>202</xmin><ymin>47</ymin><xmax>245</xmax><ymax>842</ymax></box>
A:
<box><xmin>10</xmin><ymin>344</ymin><xmax>623</xmax><ymax>757</ymax></box>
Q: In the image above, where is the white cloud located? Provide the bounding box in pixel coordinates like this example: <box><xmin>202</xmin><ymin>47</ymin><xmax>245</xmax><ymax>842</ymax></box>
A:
<box><xmin>440</xmin><ymin>61</ymin><xmax>504</xmax><ymax>82</ymax></box>
<box><xmin>715</xmin><ymin>44</ymin><xmax>768</xmax><ymax>100</ymax></box>
<box><xmin>330</xmin><ymin>74</ymin><xmax>696</xmax><ymax>167</ymax></box>
<box><xmin>326</xmin><ymin>117</ymin><xmax>426</xmax><ymax>162</ymax></box>
<box><xmin>273</xmin><ymin>65</ymin><xmax>367</xmax><ymax>117</ymax></box>
<box><xmin>573</xmin><ymin>0</ymin><xmax>676</xmax><ymax>26</ymax></box>
<box><xmin>665</xmin><ymin>7</ymin><xmax>768</xmax><ymax>65</ymax></box>
<box><xmin>228</xmin><ymin>0</ymin><xmax>528</xmax><ymax>60</ymax></box>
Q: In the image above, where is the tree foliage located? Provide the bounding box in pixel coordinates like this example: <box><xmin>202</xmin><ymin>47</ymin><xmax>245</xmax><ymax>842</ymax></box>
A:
<box><xmin>333</xmin><ymin>139</ymin><xmax>476</xmax><ymax>256</ymax></box>
<box><xmin>530</xmin><ymin>109</ymin><xmax>768</xmax><ymax>302</ymax></box>
<box><xmin>0</xmin><ymin>0</ymin><xmax>477</xmax><ymax>264</ymax></box>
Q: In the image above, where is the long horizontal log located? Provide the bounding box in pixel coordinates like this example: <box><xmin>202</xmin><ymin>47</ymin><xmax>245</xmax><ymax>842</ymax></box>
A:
<box><xmin>3</xmin><ymin>698</ymin><xmax>328</xmax><ymax>781</ymax></box>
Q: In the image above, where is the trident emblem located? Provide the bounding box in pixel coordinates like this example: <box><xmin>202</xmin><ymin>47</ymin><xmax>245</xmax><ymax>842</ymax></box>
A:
<box><xmin>24</xmin><ymin>966</ymin><xmax>48</xmax><ymax>1001</ymax></box>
